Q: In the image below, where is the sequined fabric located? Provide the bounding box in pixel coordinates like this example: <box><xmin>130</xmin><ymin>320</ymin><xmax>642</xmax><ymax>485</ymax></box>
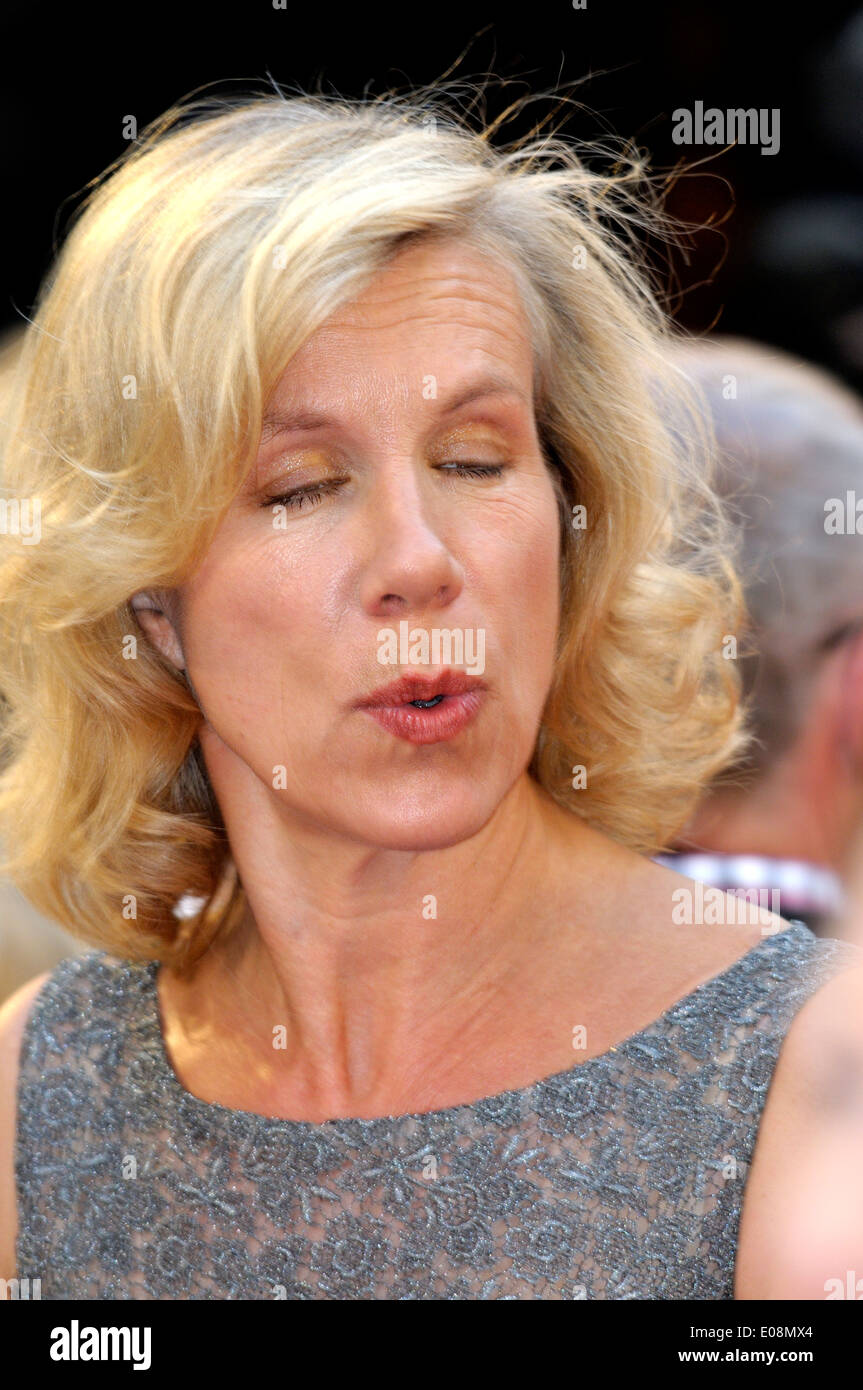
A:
<box><xmin>14</xmin><ymin>920</ymin><xmax>860</xmax><ymax>1299</ymax></box>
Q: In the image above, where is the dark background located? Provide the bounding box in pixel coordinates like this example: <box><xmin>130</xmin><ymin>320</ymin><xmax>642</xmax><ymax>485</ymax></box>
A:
<box><xmin>2</xmin><ymin>0</ymin><xmax>862</xmax><ymax>391</ymax></box>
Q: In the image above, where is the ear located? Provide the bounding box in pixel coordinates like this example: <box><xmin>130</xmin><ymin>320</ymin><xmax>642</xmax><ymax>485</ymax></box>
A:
<box><xmin>835</xmin><ymin>627</ymin><xmax>863</xmax><ymax>778</ymax></box>
<box><xmin>130</xmin><ymin>589</ymin><xmax>185</xmax><ymax>672</ymax></box>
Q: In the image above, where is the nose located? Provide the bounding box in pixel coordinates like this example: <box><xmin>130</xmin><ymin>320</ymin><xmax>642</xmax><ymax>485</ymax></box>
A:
<box><xmin>358</xmin><ymin>464</ymin><xmax>465</xmax><ymax>620</ymax></box>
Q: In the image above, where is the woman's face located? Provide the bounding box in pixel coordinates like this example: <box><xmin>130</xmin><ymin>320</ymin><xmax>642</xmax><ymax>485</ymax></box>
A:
<box><xmin>171</xmin><ymin>236</ymin><xmax>562</xmax><ymax>849</ymax></box>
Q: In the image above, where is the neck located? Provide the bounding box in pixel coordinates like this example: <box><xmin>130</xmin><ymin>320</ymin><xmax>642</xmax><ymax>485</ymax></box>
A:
<box><xmin>180</xmin><ymin>748</ymin><xmax>596</xmax><ymax>1117</ymax></box>
<box><xmin>679</xmin><ymin>745</ymin><xmax>858</xmax><ymax>872</ymax></box>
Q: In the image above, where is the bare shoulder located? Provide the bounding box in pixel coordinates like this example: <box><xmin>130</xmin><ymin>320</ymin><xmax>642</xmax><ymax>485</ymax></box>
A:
<box><xmin>545</xmin><ymin>803</ymin><xmax>775</xmax><ymax>968</ymax></box>
<box><xmin>605</xmin><ymin>851</ymin><xmax>777</xmax><ymax>981</ymax></box>
<box><xmin>735</xmin><ymin>959</ymin><xmax>863</xmax><ymax>1298</ymax></box>
<box><xmin>0</xmin><ymin>972</ymin><xmax>52</xmax><ymax>1282</ymax></box>
<box><xmin>542</xmin><ymin>833</ymin><xmax>786</xmax><ymax>1052</ymax></box>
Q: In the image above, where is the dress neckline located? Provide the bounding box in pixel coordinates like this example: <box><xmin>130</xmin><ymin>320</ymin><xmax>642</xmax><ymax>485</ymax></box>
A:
<box><xmin>140</xmin><ymin>920</ymin><xmax>807</xmax><ymax>1133</ymax></box>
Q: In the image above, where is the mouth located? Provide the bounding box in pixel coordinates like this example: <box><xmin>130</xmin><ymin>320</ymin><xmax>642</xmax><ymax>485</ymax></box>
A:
<box><xmin>355</xmin><ymin>670</ymin><xmax>486</xmax><ymax>709</ymax></box>
<box><xmin>354</xmin><ymin>671</ymin><xmax>486</xmax><ymax>744</ymax></box>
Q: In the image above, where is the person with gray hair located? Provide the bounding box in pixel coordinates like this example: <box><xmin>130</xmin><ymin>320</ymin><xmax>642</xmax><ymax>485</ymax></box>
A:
<box><xmin>658</xmin><ymin>336</ymin><xmax>863</xmax><ymax>934</ymax></box>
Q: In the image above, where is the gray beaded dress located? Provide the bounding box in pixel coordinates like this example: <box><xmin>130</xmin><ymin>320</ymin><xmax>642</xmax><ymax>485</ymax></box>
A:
<box><xmin>13</xmin><ymin>919</ymin><xmax>860</xmax><ymax>1300</ymax></box>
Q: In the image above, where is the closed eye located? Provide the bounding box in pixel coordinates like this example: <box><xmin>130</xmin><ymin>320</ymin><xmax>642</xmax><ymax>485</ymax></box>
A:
<box><xmin>435</xmin><ymin>462</ymin><xmax>506</xmax><ymax>480</ymax></box>
<box><xmin>262</xmin><ymin>463</ymin><xmax>506</xmax><ymax>512</ymax></box>
<box><xmin>263</xmin><ymin>478</ymin><xmax>347</xmax><ymax>511</ymax></box>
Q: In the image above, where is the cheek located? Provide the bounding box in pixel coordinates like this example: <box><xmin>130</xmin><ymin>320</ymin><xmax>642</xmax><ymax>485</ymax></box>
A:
<box><xmin>483</xmin><ymin>489</ymin><xmax>560</xmax><ymax>637</ymax></box>
<box><xmin>180</xmin><ymin>538</ymin><xmax>311</xmax><ymax>681</ymax></box>
<box><xmin>517</xmin><ymin>537</ymin><xmax>560</xmax><ymax>691</ymax></box>
<box><xmin>521</xmin><ymin>519</ymin><xmax>560</xmax><ymax>615</ymax></box>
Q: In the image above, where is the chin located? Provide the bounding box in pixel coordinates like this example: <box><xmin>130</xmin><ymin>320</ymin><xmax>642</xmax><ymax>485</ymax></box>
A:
<box><xmin>348</xmin><ymin>783</ymin><xmax>501</xmax><ymax>851</ymax></box>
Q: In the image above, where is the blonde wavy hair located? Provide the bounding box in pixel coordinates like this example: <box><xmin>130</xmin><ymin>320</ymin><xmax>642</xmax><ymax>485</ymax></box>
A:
<box><xmin>0</xmin><ymin>80</ymin><xmax>746</xmax><ymax>969</ymax></box>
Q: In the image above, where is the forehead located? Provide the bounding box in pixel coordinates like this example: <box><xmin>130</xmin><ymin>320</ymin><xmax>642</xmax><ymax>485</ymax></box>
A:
<box><xmin>267</xmin><ymin>237</ymin><xmax>537</xmax><ymax>413</ymax></box>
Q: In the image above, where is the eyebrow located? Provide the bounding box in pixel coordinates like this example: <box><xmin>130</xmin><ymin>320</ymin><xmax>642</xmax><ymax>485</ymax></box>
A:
<box><xmin>259</xmin><ymin>373</ymin><xmax>532</xmax><ymax>445</ymax></box>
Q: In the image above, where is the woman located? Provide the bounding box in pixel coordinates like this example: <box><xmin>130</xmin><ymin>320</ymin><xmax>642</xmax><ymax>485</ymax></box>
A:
<box><xmin>0</xmin><ymin>85</ymin><xmax>860</xmax><ymax>1300</ymax></box>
